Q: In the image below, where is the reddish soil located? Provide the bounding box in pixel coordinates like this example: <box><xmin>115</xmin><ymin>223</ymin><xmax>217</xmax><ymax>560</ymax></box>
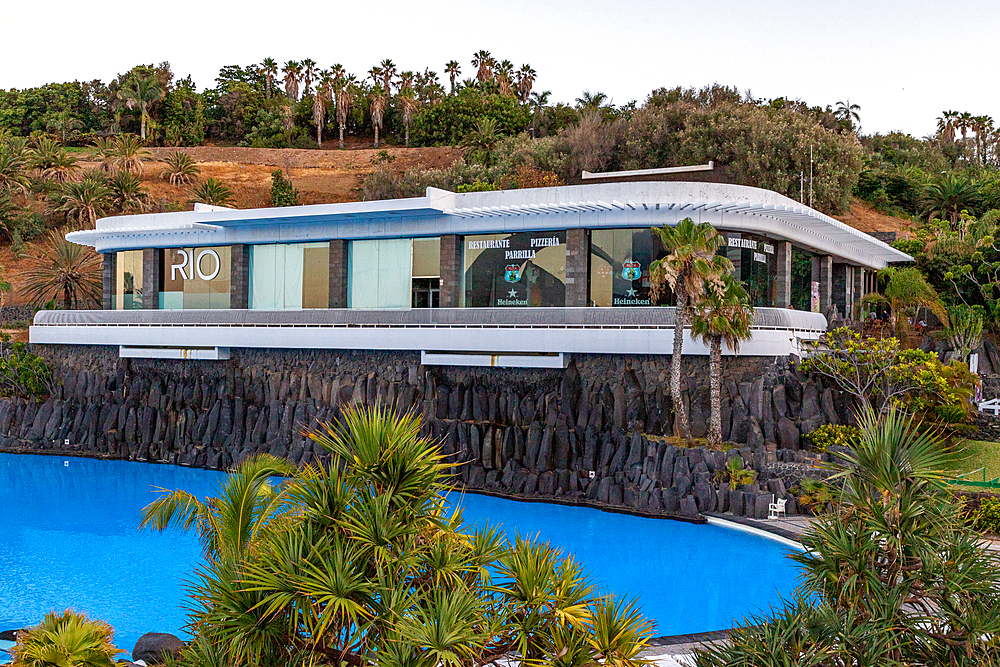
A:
<box><xmin>834</xmin><ymin>200</ymin><xmax>914</xmax><ymax>237</ymax></box>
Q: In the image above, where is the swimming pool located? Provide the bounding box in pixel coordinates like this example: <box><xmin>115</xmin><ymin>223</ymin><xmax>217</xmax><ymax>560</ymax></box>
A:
<box><xmin>0</xmin><ymin>453</ymin><xmax>800</xmax><ymax>653</ymax></box>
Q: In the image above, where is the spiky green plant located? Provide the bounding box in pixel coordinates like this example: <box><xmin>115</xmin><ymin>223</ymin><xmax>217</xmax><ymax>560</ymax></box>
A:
<box><xmin>188</xmin><ymin>178</ymin><xmax>234</xmax><ymax>207</ymax></box>
<box><xmin>10</xmin><ymin>609</ymin><xmax>119</xmax><ymax>667</ymax></box>
<box><xmin>160</xmin><ymin>151</ymin><xmax>200</xmax><ymax>186</ymax></box>
<box><xmin>19</xmin><ymin>227</ymin><xmax>102</xmax><ymax>309</ymax></box>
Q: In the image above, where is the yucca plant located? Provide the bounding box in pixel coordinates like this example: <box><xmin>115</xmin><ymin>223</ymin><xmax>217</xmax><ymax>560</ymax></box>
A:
<box><xmin>87</xmin><ymin>137</ymin><xmax>116</xmax><ymax>173</ymax></box>
<box><xmin>714</xmin><ymin>456</ymin><xmax>756</xmax><ymax>488</ymax></box>
<box><xmin>53</xmin><ymin>172</ymin><xmax>112</xmax><ymax>227</ymax></box>
<box><xmin>10</xmin><ymin>609</ymin><xmax>119</xmax><ymax>667</ymax></box>
<box><xmin>109</xmin><ymin>134</ymin><xmax>150</xmax><ymax>175</ymax></box>
<box><xmin>160</xmin><ymin>151</ymin><xmax>200</xmax><ymax>186</ymax></box>
<box><xmin>31</xmin><ymin>137</ymin><xmax>79</xmax><ymax>183</ymax></box>
<box><xmin>188</xmin><ymin>178</ymin><xmax>233</xmax><ymax>207</ymax></box>
<box><xmin>108</xmin><ymin>171</ymin><xmax>148</xmax><ymax>213</ymax></box>
<box><xmin>19</xmin><ymin>227</ymin><xmax>102</xmax><ymax>309</ymax></box>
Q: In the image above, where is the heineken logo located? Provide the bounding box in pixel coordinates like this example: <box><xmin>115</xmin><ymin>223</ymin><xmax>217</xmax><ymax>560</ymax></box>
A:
<box><xmin>622</xmin><ymin>260</ymin><xmax>641</xmax><ymax>281</ymax></box>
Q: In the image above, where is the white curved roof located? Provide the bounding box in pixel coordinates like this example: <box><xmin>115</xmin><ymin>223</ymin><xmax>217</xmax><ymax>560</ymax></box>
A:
<box><xmin>68</xmin><ymin>181</ymin><xmax>910</xmax><ymax>268</ymax></box>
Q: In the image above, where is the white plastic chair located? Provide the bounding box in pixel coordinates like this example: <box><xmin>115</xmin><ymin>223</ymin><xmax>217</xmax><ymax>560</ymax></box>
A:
<box><xmin>768</xmin><ymin>495</ymin><xmax>787</xmax><ymax>520</ymax></box>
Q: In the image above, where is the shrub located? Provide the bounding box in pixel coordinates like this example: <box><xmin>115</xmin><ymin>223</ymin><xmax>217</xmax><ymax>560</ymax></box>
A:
<box><xmin>269</xmin><ymin>169</ymin><xmax>299</xmax><ymax>207</ymax></box>
<box><xmin>188</xmin><ymin>178</ymin><xmax>233</xmax><ymax>207</ymax></box>
<box><xmin>0</xmin><ymin>342</ymin><xmax>54</xmax><ymax>398</ymax></box>
<box><xmin>715</xmin><ymin>456</ymin><xmax>756</xmax><ymax>487</ymax></box>
<box><xmin>802</xmin><ymin>424</ymin><xmax>862</xmax><ymax>453</ymax></box>
<box><xmin>791</xmin><ymin>477</ymin><xmax>835</xmax><ymax>514</ymax></box>
<box><xmin>160</xmin><ymin>151</ymin><xmax>200</xmax><ymax>186</ymax></box>
<box><xmin>410</xmin><ymin>89</ymin><xmax>530</xmax><ymax>146</ymax></box>
<box><xmin>970</xmin><ymin>495</ymin><xmax>1000</xmax><ymax>534</ymax></box>
<box><xmin>11</xmin><ymin>609</ymin><xmax>118</xmax><ymax>667</ymax></box>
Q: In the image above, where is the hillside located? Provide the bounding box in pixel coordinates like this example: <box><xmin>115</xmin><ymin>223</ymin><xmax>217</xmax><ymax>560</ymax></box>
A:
<box><xmin>833</xmin><ymin>200</ymin><xmax>913</xmax><ymax>237</ymax></box>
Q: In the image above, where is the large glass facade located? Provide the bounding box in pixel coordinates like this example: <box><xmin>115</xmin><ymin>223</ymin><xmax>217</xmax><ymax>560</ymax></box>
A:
<box><xmin>463</xmin><ymin>232</ymin><xmax>566</xmax><ymax>307</ymax></box>
<box><xmin>160</xmin><ymin>246</ymin><xmax>231</xmax><ymax>309</ymax></box>
<box><xmin>590</xmin><ymin>229</ymin><xmax>669</xmax><ymax>307</ymax></box>
<box><xmin>723</xmin><ymin>232</ymin><xmax>776</xmax><ymax>307</ymax></box>
<box><xmin>114</xmin><ymin>250</ymin><xmax>143</xmax><ymax>310</ymax></box>
<box><xmin>250</xmin><ymin>242</ymin><xmax>330</xmax><ymax>309</ymax></box>
<box><xmin>349</xmin><ymin>239</ymin><xmax>412</xmax><ymax>309</ymax></box>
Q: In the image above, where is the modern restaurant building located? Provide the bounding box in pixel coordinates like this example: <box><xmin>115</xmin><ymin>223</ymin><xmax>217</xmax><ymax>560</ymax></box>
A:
<box><xmin>30</xmin><ymin>180</ymin><xmax>910</xmax><ymax>366</ymax></box>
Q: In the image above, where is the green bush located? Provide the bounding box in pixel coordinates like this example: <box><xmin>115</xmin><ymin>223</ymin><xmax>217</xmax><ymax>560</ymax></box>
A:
<box><xmin>970</xmin><ymin>495</ymin><xmax>1000</xmax><ymax>534</ymax></box>
<box><xmin>269</xmin><ymin>169</ymin><xmax>299</xmax><ymax>207</ymax></box>
<box><xmin>11</xmin><ymin>609</ymin><xmax>118</xmax><ymax>667</ymax></box>
<box><xmin>410</xmin><ymin>89</ymin><xmax>530</xmax><ymax>146</ymax></box>
<box><xmin>803</xmin><ymin>424</ymin><xmax>862</xmax><ymax>453</ymax></box>
<box><xmin>0</xmin><ymin>342</ymin><xmax>53</xmax><ymax>399</ymax></box>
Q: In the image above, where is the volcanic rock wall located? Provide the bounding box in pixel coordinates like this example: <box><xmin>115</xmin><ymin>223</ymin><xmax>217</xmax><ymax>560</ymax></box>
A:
<box><xmin>0</xmin><ymin>345</ymin><xmax>849</xmax><ymax>520</ymax></box>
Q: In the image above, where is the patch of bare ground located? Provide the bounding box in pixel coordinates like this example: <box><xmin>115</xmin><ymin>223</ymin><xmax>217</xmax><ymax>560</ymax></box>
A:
<box><xmin>834</xmin><ymin>199</ymin><xmax>914</xmax><ymax>237</ymax></box>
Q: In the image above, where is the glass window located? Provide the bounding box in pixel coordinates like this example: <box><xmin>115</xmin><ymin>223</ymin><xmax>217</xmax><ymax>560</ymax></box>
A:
<box><xmin>723</xmin><ymin>233</ymin><xmax>776</xmax><ymax>307</ymax></box>
<box><xmin>790</xmin><ymin>246</ymin><xmax>814</xmax><ymax>311</ymax></box>
<box><xmin>463</xmin><ymin>232</ymin><xmax>566</xmax><ymax>308</ymax></box>
<box><xmin>411</xmin><ymin>238</ymin><xmax>440</xmax><ymax>308</ymax></box>
<box><xmin>160</xmin><ymin>246</ymin><xmax>231</xmax><ymax>309</ymax></box>
<box><xmin>250</xmin><ymin>242</ymin><xmax>330</xmax><ymax>309</ymax></box>
<box><xmin>589</xmin><ymin>229</ymin><xmax>668</xmax><ymax>307</ymax></box>
<box><xmin>349</xmin><ymin>239</ymin><xmax>412</xmax><ymax>309</ymax></box>
<box><xmin>114</xmin><ymin>250</ymin><xmax>143</xmax><ymax>310</ymax></box>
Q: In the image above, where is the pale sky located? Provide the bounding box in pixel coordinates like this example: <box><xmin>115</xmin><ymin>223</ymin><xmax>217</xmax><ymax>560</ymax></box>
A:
<box><xmin>3</xmin><ymin>0</ymin><xmax>997</xmax><ymax>138</ymax></box>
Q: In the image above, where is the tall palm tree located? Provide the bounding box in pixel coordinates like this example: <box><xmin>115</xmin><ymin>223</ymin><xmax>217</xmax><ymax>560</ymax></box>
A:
<box><xmin>936</xmin><ymin>110</ymin><xmax>959</xmax><ymax>144</ymax></box>
<box><xmin>575</xmin><ymin>90</ymin><xmax>609</xmax><ymax>110</ymax></box>
<box><xmin>495</xmin><ymin>60</ymin><xmax>514</xmax><ymax>96</ymax></box>
<box><xmin>649</xmin><ymin>218</ymin><xmax>732</xmax><ymax>443</ymax></box>
<box><xmin>336</xmin><ymin>75</ymin><xmax>356</xmax><ymax>150</ymax></box>
<box><xmin>370</xmin><ymin>85</ymin><xmax>387</xmax><ymax>148</ymax></box>
<box><xmin>528</xmin><ymin>90</ymin><xmax>551</xmax><ymax>137</ymax></box>
<box><xmin>119</xmin><ymin>72</ymin><xmax>164</xmax><ymax>140</ymax></box>
<box><xmin>312</xmin><ymin>74</ymin><xmax>331</xmax><ymax>148</ymax></box>
<box><xmin>140</xmin><ymin>454</ymin><xmax>296</xmax><ymax>562</ymax></box>
<box><xmin>516</xmin><ymin>64</ymin><xmax>536</xmax><ymax>103</ymax></box>
<box><xmin>445</xmin><ymin>60</ymin><xmax>461</xmax><ymax>95</ymax></box>
<box><xmin>958</xmin><ymin>111</ymin><xmax>973</xmax><ymax>141</ymax></box>
<box><xmin>920</xmin><ymin>173</ymin><xmax>980</xmax><ymax>230</ymax></box>
<box><xmin>282</xmin><ymin>60</ymin><xmax>301</xmax><ymax>101</ymax></box>
<box><xmin>691</xmin><ymin>275</ymin><xmax>754</xmax><ymax>447</ymax></box>
<box><xmin>367</xmin><ymin>65</ymin><xmax>383</xmax><ymax>87</ymax></box>
<box><xmin>472</xmin><ymin>50</ymin><xmax>494</xmax><ymax>85</ymax></box>
<box><xmin>399</xmin><ymin>90</ymin><xmax>418</xmax><ymax>148</ymax></box>
<box><xmin>20</xmin><ymin>227</ymin><xmax>102</xmax><ymax>309</ymax></box>
<box><xmin>379</xmin><ymin>59</ymin><xmax>397</xmax><ymax>93</ymax></box>
<box><xmin>261</xmin><ymin>57</ymin><xmax>278</xmax><ymax>99</ymax></box>
<box><xmin>301</xmin><ymin>58</ymin><xmax>317</xmax><ymax>96</ymax></box>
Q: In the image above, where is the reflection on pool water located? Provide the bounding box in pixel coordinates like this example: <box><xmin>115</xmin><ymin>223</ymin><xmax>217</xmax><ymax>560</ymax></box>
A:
<box><xmin>0</xmin><ymin>454</ymin><xmax>800</xmax><ymax>653</ymax></box>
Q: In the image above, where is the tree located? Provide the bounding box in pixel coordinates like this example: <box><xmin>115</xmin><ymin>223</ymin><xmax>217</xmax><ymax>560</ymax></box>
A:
<box><xmin>472</xmin><ymin>50</ymin><xmax>495</xmax><ymax>85</ymax></box>
<box><xmin>461</xmin><ymin>116</ymin><xmax>500</xmax><ymax>165</ymax></box>
<box><xmin>399</xmin><ymin>90</ymin><xmax>418</xmax><ymax>148</ymax></box>
<box><xmin>691</xmin><ymin>274</ymin><xmax>754</xmax><ymax>447</ymax></box>
<box><xmin>937</xmin><ymin>110</ymin><xmax>959</xmax><ymax>144</ymax></box>
<box><xmin>575</xmin><ymin>90</ymin><xmax>609</xmax><ymax>111</ymax></box>
<box><xmin>834</xmin><ymin>98</ymin><xmax>861</xmax><ymax>131</ymax></box>
<box><xmin>20</xmin><ymin>227</ymin><xmax>102</xmax><ymax>309</ymax></box>
<box><xmin>877</xmin><ymin>265</ymin><xmax>949</xmax><ymax>337</ymax></box>
<box><xmin>143</xmin><ymin>404</ymin><xmax>656</xmax><ymax>667</ymax></box>
<box><xmin>695</xmin><ymin>407</ymin><xmax>1000</xmax><ymax>667</ymax></box>
<box><xmin>312</xmin><ymin>78</ymin><xmax>330</xmax><ymax>148</ymax></box>
<box><xmin>370</xmin><ymin>85</ymin><xmax>387</xmax><ymax>148</ymax></box>
<box><xmin>108</xmin><ymin>171</ymin><xmax>148</xmax><ymax>213</ymax></box>
<box><xmin>31</xmin><ymin>137</ymin><xmax>79</xmax><ymax>183</ymax></box>
<box><xmin>336</xmin><ymin>75</ymin><xmax>356</xmax><ymax>149</ymax></box>
<box><xmin>269</xmin><ymin>169</ymin><xmax>299</xmax><ymax>207</ymax></box>
<box><xmin>282</xmin><ymin>60</ymin><xmax>301</xmax><ymax>101</ymax></box>
<box><xmin>300</xmin><ymin>58</ymin><xmax>317</xmax><ymax>96</ymax></box>
<box><xmin>189</xmin><ymin>178</ymin><xmax>234</xmax><ymax>207</ymax></box>
<box><xmin>944</xmin><ymin>303</ymin><xmax>983</xmax><ymax>363</ymax></box>
<box><xmin>495</xmin><ymin>60</ymin><xmax>514</xmax><ymax>96</ymax></box>
<box><xmin>921</xmin><ymin>173</ymin><xmax>981</xmax><ymax>229</ymax></box>
<box><xmin>516</xmin><ymin>64</ymin><xmax>536</xmax><ymax>103</ymax></box>
<box><xmin>119</xmin><ymin>72</ymin><xmax>164</xmax><ymax>140</ymax></box>
<box><xmin>649</xmin><ymin>218</ymin><xmax>731</xmax><ymax>443</ymax></box>
<box><xmin>445</xmin><ymin>60</ymin><xmax>461</xmax><ymax>95</ymax></box>
<box><xmin>0</xmin><ymin>135</ymin><xmax>31</xmax><ymax>195</ymax></box>
<box><xmin>528</xmin><ymin>90</ymin><xmax>550</xmax><ymax>137</ymax></box>
<box><xmin>261</xmin><ymin>57</ymin><xmax>278</xmax><ymax>100</ymax></box>
<box><xmin>379</xmin><ymin>58</ymin><xmax>397</xmax><ymax>93</ymax></box>
<box><xmin>10</xmin><ymin>610</ymin><xmax>119</xmax><ymax>667</ymax></box>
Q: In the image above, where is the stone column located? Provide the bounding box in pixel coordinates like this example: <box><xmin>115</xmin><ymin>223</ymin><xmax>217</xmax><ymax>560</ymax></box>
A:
<box><xmin>565</xmin><ymin>229</ymin><xmax>589</xmax><ymax>307</ymax></box>
<box><xmin>142</xmin><ymin>248</ymin><xmax>161</xmax><ymax>310</ymax></box>
<box><xmin>230</xmin><ymin>244</ymin><xmax>250</xmax><ymax>309</ymax></box>
<box><xmin>774</xmin><ymin>241</ymin><xmax>792</xmax><ymax>308</ymax></box>
<box><xmin>102</xmin><ymin>252</ymin><xmax>116</xmax><ymax>310</ymax></box>
<box><xmin>328</xmin><ymin>240</ymin><xmax>349</xmax><ymax>308</ymax></box>
<box><xmin>811</xmin><ymin>255</ymin><xmax>833</xmax><ymax>313</ymax></box>
<box><xmin>439</xmin><ymin>234</ymin><xmax>463</xmax><ymax>308</ymax></box>
<box><xmin>832</xmin><ymin>263</ymin><xmax>848</xmax><ymax>317</ymax></box>
<box><xmin>853</xmin><ymin>267</ymin><xmax>865</xmax><ymax>304</ymax></box>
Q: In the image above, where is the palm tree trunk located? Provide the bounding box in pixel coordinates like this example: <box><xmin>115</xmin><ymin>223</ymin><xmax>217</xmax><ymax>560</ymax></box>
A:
<box><xmin>671</xmin><ymin>279</ymin><xmax>691</xmax><ymax>443</ymax></box>
<box><xmin>405</xmin><ymin>125</ymin><xmax>410</xmax><ymax>148</ymax></box>
<box><xmin>709</xmin><ymin>335</ymin><xmax>722</xmax><ymax>447</ymax></box>
<box><xmin>317</xmin><ymin>126</ymin><xmax>322</xmax><ymax>148</ymax></box>
<box><xmin>374</xmin><ymin>125</ymin><xmax>380</xmax><ymax>148</ymax></box>
<box><xmin>339</xmin><ymin>124</ymin><xmax>345</xmax><ymax>149</ymax></box>
<box><xmin>140</xmin><ymin>108</ymin><xmax>146</xmax><ymax>140</ymax></box>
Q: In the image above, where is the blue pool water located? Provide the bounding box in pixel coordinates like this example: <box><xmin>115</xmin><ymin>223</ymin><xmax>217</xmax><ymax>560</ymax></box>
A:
<box><xmin>0</xmin><ymin>454</ymin><xmax>800</xmax><ymax>652</ymax></box>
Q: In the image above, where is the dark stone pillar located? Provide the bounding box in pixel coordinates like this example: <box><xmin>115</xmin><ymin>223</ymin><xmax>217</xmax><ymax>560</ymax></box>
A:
<box><xmin>774</xmin><ymin>241</ymin><xmax>792</xmax><ymax>308</ymax></box>
<box><xmin>832</xmin><ymin>263</ymin><xmax>847</xmax><ymax>317</ymax></box>
<box><xmin>811</xmin><ymin>255</ymin><xmax>833</xmax><ymax>314</ymax></box>
<box><xmin>142</xmin><ymin>248</ymin><xmax>161</xmax><ymax>310</ymax></box>
<box><xmin>103</xmin><ymin>252</ymin><xmax>116</xmax><ymax>310</ymax></box>
<box><xmin>328</xmin><ymin>240</ymin><xmax>349</xmax><ymax>308</ymax></box>
<box><xmin>230</xmin><ymin>244</ymin><xmax>250</xmax><ymax>309</ymax></box>
<box><xmin>565</xmin><ymin>229</ymin><xmax>589</xmax><ymax>307</ymax></box>
<box><xmin>853</xmin><ymin>267</ymin><xmax>865</xmax><ymax>309</ymax></box>
<box><xmin>439</xmin><ymin>234</ymin><xmax>463</xmax><ymax>308</ymax></box>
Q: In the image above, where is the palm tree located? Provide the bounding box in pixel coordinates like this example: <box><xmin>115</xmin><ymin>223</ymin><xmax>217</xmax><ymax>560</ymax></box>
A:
<box><xmin>649</xmin><ymin>218</ymin><xmax>732</xmax><ymax>443</ymax></box>
<box><xmin>877</xmin><ymin>266</ymin><xmax>949</xmax><ymax>338</ymax></box>
<box><xmin>472</xmin><ymin>50</ymin><xmax>494</xmax><ymax>85</ymax></box>
<box><xmin>691</xmin><ymin>275</ymin><xmax>754</xmax><ymax>446</ymax></box>
<box><xmin>119</xmin><ymin>72</ymin><xmax>164</xmax><ymax>140</ymax></box>
<box><xmin>109</xmin><ymin>134</ymin><xmax>151</xmax><ymax>175</ymax></box>
<box><xmin>160</xmin><ymin>151</ymin><xmax>200</xmax><ymax>186</ymax></box>
<box><xmin>516</xmin><ymin>64</ymin><xmax>536</xmax><ymax>103</ymax></box>
<box><xmin>461</xmin><ymin>117</ymin><xmax>500</xmax><ymax>165</ymax></box>
<box><xmin>370</xmin><ymin>85</ymin><xmax>387</xmax><ymax>148</ymax></box>
<box><xmin>54</xmin><ymin>172</ymin><xmax>112</xmax><ymax>226</ymax></box>
<box><xmin>140</xmin><ymin>454</ymin><xmax>295</xmax><ymax>562</ymax></box>
<box><xmin>108</xmin><ymin>171</ymin><xmax>148</xmax><ymax>213</ymax></box>
<box><xmin>496</xmin><ymin>60</ymin><xmax>515</xmax><ymax>96</ymax></box>
<box><xmin>445</xmin><ymin>60</ymin><xmax>461</xmax><ymax>95</ymax></box>
<box><xmin>282</xmin><ymin>60</ymin><xmax>301</xmax><ymax>101</ymax></box>
<box><xmin>46</xmin><ymin>109</ymin><xmax>84</xmax><ymax>144</ymax></box>
<box><xmin>379</xmin><ymin>59</ymin><xmax>397</xmax><ymax>93</ymax></box>
<box><xmin>0</xmin><ymin>135</ymin><xmax>31</xmax><ymax>195</ymax></box>
<box><xmin>958</xmin><ymin>111</ymin><xmax>973</xmax><ymax>141</ymax></box>
<box><xmin>20</xmin><ymin>227</ymin><xmax>102</xmax><ymax>309</ymax></box>
<box><xmin>399</xmin><ymin>90</ymin><xmax>418</xmax><ymax>148</ymax></box>
<box><xmin>11</xmin><ymin>610</ymin><xmax>119</xmax><ymax>667</ymax></box>
<box><xmin>88</xmin><ymin>136</ymin><xmax>116</xmax><ymax>173</ymax></box>
<box><xmin>189</xmin><ymin>178</ymin><xmax>234</xmax><ymax>207</ymax></box>
<box><xmin>336</xmin><ymin>75</ymin><xmax>356</xmax><ymax>150</ymax></box>
<box><xmin>312</xmin><ymin>74</ymin><xmax>331</xmax><ymax>148</ymax></box>
<box><xmin>368</xmin><ymin>65</ymin><xmax>384</xmax><ymax>87</ymax></box>
<box><xmin>301</xmin><ymin>58</ymin><xmax>317</xmax><ymax>96</ymax></box>
<box><xmin>575</xmin><ymin>90</ymin><xmax>609</xmax><ymax>110</ymax></box>
<box><xmin>261</xmin><ymin>57</ymin><xmax>278</xmax><ymax>99</ymax></box>
<box><xmin>920</xmin><ymin>173</ymin><xmax>980</xmax><ymax>230</ymax></box>
<box><xmin>529</xmin><ymin>90</ymin><xmax>551</xmax><ymax>137</ymax></box>
<box><xmin>31</xmin><ymin>137</ymin><xmax>79</xmax><ymax>183</ymax></box>
<box><xmin>936</xmin><ymin>110</ymin><xmax>959</xmax><ymax>144</ymax></box>
<box><xmin>834</xmin><ymin>99</ymin><xmax>861</xmax><ymax>130</ymax></box>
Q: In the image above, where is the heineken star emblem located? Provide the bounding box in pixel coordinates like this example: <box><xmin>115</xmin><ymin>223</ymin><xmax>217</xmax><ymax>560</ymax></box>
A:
<box><xmin>626</xmin><ymin>288</ymin><xmax>638</xmax><ymax>297</ymax></box>
<box><xmin>508</xmin><ymin>288</ymin><xmax>518</xmax><ymax>298</ymax></box>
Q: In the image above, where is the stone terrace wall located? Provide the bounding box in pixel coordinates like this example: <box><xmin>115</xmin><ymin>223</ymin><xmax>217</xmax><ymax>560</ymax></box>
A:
<box><xmin>0</xmin><ymin>345</ymin><xmax>849</xmax><ymax>520</ymax></box>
